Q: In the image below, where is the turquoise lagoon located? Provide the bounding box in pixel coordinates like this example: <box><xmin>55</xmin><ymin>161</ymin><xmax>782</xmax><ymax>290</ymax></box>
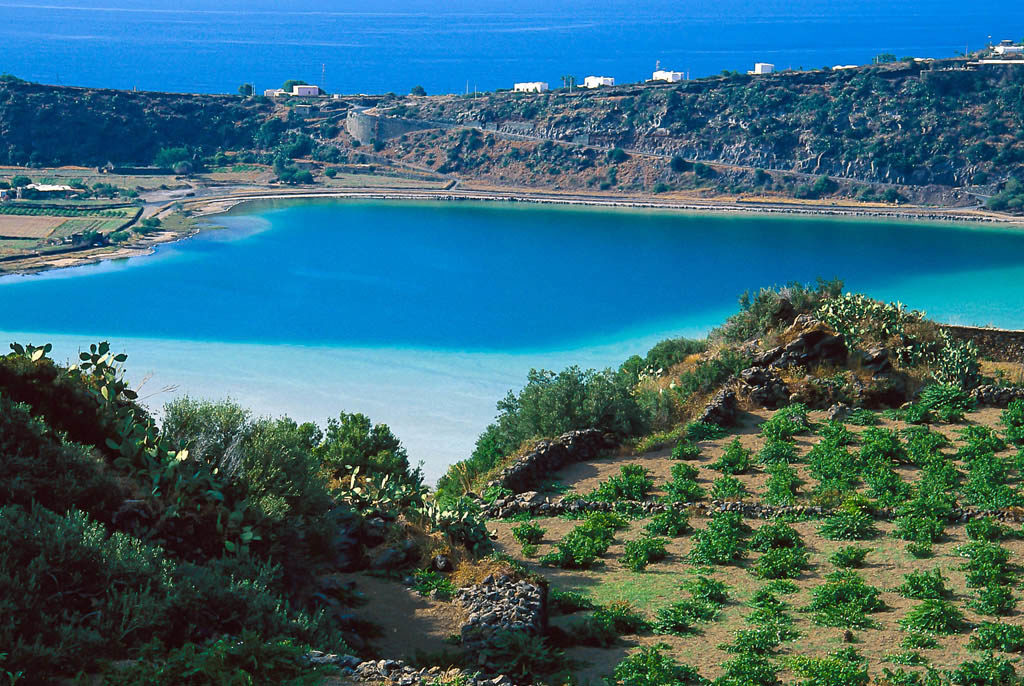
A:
<box><xmin>3</xmin><ymin>200</ymin><xmax>1024</xmax><ymax>480</ymax></box>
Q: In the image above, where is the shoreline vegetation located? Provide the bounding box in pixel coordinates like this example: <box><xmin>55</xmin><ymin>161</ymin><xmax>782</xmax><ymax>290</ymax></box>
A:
<box><xmin>1</xmin><ymin>184</ymin><xmax>1021</xmax><ymax>278</ymax></box>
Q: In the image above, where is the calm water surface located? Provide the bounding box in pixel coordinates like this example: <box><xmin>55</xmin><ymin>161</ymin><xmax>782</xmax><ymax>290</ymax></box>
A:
<box><xmin>3</xmin><ymin>200</ymin><xmax>1024</xmax><ymax>478</ymax></box>
<box><xmin>2</xmin><ymin>0</ymin><xmax>1021</xmax><ymax>95</ymax></box>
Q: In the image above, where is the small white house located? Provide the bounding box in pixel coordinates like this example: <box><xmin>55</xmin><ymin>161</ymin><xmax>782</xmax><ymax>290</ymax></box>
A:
<box><xmin>652</xmin><ymin>70</ymin><xmax>684</xmax><ymax>83</ymax></box>
<box><xmin>583</xmin><ymin>76</ymin><xmax>614</xmax><ymax>88</ymax></box>
<box><xmin>513</xmin><ymin>82</ymin><xmax>549</xmax><ymax>93</ymax></box>
<box><xmin>994</xmin><ymin>41</ymin><xmax>1024</xmax><ymax>56</ymax></box>
<box><xmin>750</xmin><ymin>63</ymin><xmax>774</xmax><ymax>75</ymax></box>
<box><xmin>292</xmin><ymin>84</ymin><xmax>321</xmax><ymax>96</ymax></box>
<box><xmin>264</xmin><ymin>88</ymin><xmax>286</xmax><ymax>97</ymax></box>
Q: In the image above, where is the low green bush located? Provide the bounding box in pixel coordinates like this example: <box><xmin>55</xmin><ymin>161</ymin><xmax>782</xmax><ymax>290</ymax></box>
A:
<box><xmin>686</xmin><ymin>421</ymin><xmax>728</xmax><ymax>441</ymax></box>
<box><xmin>111</xmin><ymin>632</ymin><xmax>323</xmax><ymax>686</ymax></box>
<box><xmin>683</xmin><ymin>576</ymin><xmax>730</xmax><ymax>606</ymax></box>
<box><xmin>611</xmin><ymin>643</ymin><xmax>706</xmax><ymax>686</ymax></box>
<box><xmin>957</xmin><ymin>541</ymin><xmax>1014</xmax><ymax>587</ymax></box>
<box><xmin>818</xmin><ymin>421</ymin><xmax>856</xmax><ymax>446</ymax></box>
<box><xmin>965</xmin><ymin>517</ymin><xmax>1010</xmax><ymax>542</ymax></box>
<box><xmin>900</xmin><ymin>599</ymin><xmax>966</xmax><ymax>635</ymax></box>
<box><xmin>969</xmin><ymin>584</ymin><xmax>1017</xmax><ymax>616</ymax></box>
<box><xmin>749</xmin><ymin>522</ymin><xmax>803</xmax><ymax>552</ymax></box>
<box><xmin>893</xmin><ymin>515</ymin><xmax>945</xmax><ymax>544</ymax></box>
<box><xmin>714</xmin><ymin>652</ymin><xmax>781</xmax><ymax>686</ymax></box>
<box><xmin>540</xmin><ymin>519</ymin><xmax>616</xmax><ymax>569</ymax></box>
<box><xmin>1000</xmin><ymin>399</ymin><xmax>1024</xmax><ymax>446</ymax></box>
<box><xmin>917</xmin><ymin>384</ymin><xmax>975</xmax><ymax>423</ymax></box>
<box><xmin>947</xmin><ymin>653</ymin><xmax>1019</xmax><ymax>686</ymax></box>
<box><xmin>818</xmin><ymin>507</ymin><xmax>878</xmax><ymax>541</ymax></box>
<box><xmin>672</xmin><ymin>440</ymin><xmax>702</xmax><ymax>460</ymax></box>
<box><xmin>477</xmin><ymin>631</ymin><xmax>568</xmax><ymax>682</ymax></box>
<box><xmin>548</xmin><ymin>589</ymin><xmax>596</xmax><ymax>615</ymax></box>
<box><xmin>664</xmin><ymin>463</ymin><xmax>706</xmax><ymax>503</ymax></box>
<box><xmin>790</xmin><ymin>647</ymin><xmax>869</xmax><ymax>686</ymax></box>
<box><xmin>711</xmin><ymin>439</ymin><xmax>753</xmax><ymax>475</ymax></box>
<box><xmin>896</xmin><ymin>569</ymin><xmax>950</xmax><ymax>600</ymax></box>
<box><xmin>763</xmin><ymin>462</ymin><xmax>802</xmax><ymax>506</ymax></box>
<box><xmin>645</xmin><ymin>509</ymin><xmax>691</xmax><ymax>537</ymax></box>
<box><xmin>592</xmin><ymin>464</ymin><xmax>654</xmax><ymax>502</ymax></box>
<box><xmin>829</xmin><ymin>546</ymin><xmax>869</xmax><ymax>569</ymax></box>
<box><xmin>622</xmin><ymin>536</ymin><xmax>669</xmax><ymax>572</ymax></box>
<box><xmin>760</xmin><ymin>404</ymin><xmax>810</xmax><ymax>441</ymax></box>
<box><xmin>846</xmin><ymin>409</ymin><xmax>879</xmax><ymax>426</ymax></box>
<box><xmin>412</xmin><ymin>569</ymin><xmax>456</xmax><ymax>599</ymax></box>
<box><xmin>654</xmin><ymin>600</ymin><xmax>719</xmax><ymax>636</ymax></box>
<box><xmin>593</xmin><ymin>602</ymin><xmax>651</xmax><ymax>634</ymax></box>
<box><xmin>754</xmin><ymin>546</ymin><xmax>810</xmax><ymax>580</ymax></box>
<box><xmin>808</xmin><ymin>570</ymin><xmax>885</xmax><ymax>629</ymax></box>
<box><xmin>712</xmin><ymin>475</ymin><xmax>749</xmax><ymax>500</ymax></box>
<box><xmin>758</xmin><ymin>438</ymin><xmax>798</xmax><ymax>465</ymax></box>
<box><xmin>968</xmin><ymin>622</ymin><xmax>1024</xmax><ymax>653</ymax></box>
<box><xmin>902</xmin><ymin>632</ymin><xmax>940</xmax><ymax>650</ymax></box>
<box><xmin>511</xmin><ymin>521</ymin><xmax>546</xmax><ymax>545</ymax></box>
<box><xmin>689</xmin><ymin>512</ymin><xmax>749</xmax><ymax>566</ymax></box>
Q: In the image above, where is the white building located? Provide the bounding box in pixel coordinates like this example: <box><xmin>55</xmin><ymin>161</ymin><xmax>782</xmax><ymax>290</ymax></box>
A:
<box><xmin>750</xmin><ymin>63</ymin><xmax>774</xmax><ymax>75</ymax></box>
<box><xmin>264</xmin><ymin>88</ymin><xmax>286</xmax><ymax>97</ymax></box>
<box><xmin>652</xmin><ymin>70</ymin><xmax>684</xmax><ymax>83</ymax></box>
<box><xmin>292</xmin><ymin>84</ymin><xmax>321</xmax><ymax>96</ymax></box>
<box><xmin>513</xmin><ymin>82</ymin><xmax>549</xmax><ymax>93</ymax></box>
<box><xmin>583</xmin><ymin>75</ymin><xmax>614</xmax><ymax>88</ymax></box>
<box><xmin>994</xmin><ymin>41</ymin><xmax>1024</xmax><ymax>56</ymax></box>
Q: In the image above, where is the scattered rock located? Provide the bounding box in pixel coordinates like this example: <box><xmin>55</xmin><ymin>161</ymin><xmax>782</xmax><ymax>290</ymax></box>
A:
<box><xmin>825</xmin><ymin>403</ymin><xmax>851</xmax><ymax>422</ymax></box>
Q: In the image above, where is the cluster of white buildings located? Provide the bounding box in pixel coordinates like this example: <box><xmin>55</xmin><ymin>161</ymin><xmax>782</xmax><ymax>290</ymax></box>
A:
<box><xmin>263</xmin><ymin>84</ymin><xmax>323</xmax><ymax>98</ymax></box>
<box><xmin>993</xmin><ymin>40</ymin><xmax>1024</xmax><ymax>57</ymax></box>
<box><xmin>513</xmin><ymin>60</ymin><xmax>788</xmax><ymax>93</ymax></box>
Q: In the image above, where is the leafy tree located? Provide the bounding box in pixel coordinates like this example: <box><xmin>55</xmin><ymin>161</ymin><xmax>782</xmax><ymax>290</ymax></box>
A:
<box><xmin>281</xmin><ymin>79</ymin><xmax>308</xmax><ymax>92</ymax></box>
<box><xmin>410</xmin><ymin>85</ymin><xmax>427</xmax><ymax>96</ymax></box>
<box><xmin>314</xmin><ymin>411</ymin><xmax>417</xmax><ymax>483</ymax></box>
<box><xmin>9</xmin><ymin>175</ymin><xmax>30</xmax><ymax>187</ymax></box>
<box><xmin>238</xmin><ymin>83</ymin><xmax>254</xmax><ymax>96</ymax></box>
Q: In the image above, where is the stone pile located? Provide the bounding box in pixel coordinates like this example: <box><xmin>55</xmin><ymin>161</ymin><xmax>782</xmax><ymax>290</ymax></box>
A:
<box><xmin>483</xmin><ymin>429</ymin><xmax>616</xmax><ymax>494</ymax></box>
<box><xmin>971</xmin><ymin>384</ymin><xmax>1024</xmax><ymax>408</ymax></box>
<box><xmin>697</xmin><ymin>388</ymin><xmax>738</xmax><ymax>426</ymax></box>
<box><xmin>456</xmin><ymin>574</ymin><xmax>546</xmax><ymax>652</ymax></box>
<box><xmin>305</xmin><ymin>652</ymin><xmax>514</xmax><ymax>686</ymax></box>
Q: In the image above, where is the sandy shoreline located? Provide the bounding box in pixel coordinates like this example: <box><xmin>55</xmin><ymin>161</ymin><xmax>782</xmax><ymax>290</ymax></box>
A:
<box><xmin>3</xmin><ymin>185</ymin><xmax>1022</xmax><ymax>277</ymax></box>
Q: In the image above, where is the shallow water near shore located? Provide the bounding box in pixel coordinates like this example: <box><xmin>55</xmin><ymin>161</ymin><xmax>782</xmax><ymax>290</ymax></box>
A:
<box><xmin>4</xmin><ymin>199</ymin><xmax>1024</xmax><ymax>480</ymax></box>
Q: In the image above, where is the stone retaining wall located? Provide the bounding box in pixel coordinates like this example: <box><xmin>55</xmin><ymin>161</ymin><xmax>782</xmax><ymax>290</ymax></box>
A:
<box><xmin>484</xmin><ymin>429</ymin><xmax>617</xmax><ymax>494</ymax></box>
<box><xmin>942</xmin><ymin>324</ymin><xmax>1024</xmax><ymax>364</ymax></box>
<box><xmin>971</xmin><ymin>384</ymin><xmax>1024</xmax><ymax>407</ymax></box>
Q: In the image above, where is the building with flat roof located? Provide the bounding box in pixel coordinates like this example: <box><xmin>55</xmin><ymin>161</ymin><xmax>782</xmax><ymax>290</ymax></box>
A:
<box><xmin>652</xmin><ymin>69</ymin><xmax>684</xmax><ymax>83</ymax></box>
<box><xmin>264</xmin><ymin>88</ymin><xmax>286</xmax><ymax>97</ymax></box>
<box><xmin>292</xmin><ymin>84</ymin><xmax>321</xmax><ymax>96</ymax></box>
<box><xmin>583</xmin><ymin>75</ymin><xmax>614</xmax><ymax>88</ymax></box>
<box><xmin>513</xmin><ymin>81</ymin><xmax>549</xmax><ymax>93</ymax></box>
<box><xmin>750</xmin><ymin>62</ymin><xmax>774</xmax><ymax>75</ymax></box>
<box><xmin>994</xmin><ymin>41</ymin><xmax>1024</xmax><ymax>56</ymax></box>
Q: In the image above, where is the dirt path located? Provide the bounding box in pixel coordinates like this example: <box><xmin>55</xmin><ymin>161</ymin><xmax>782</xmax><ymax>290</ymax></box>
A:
<box><xmin>344</xmin><ymin>573</ymin><xmax>467</xmax><ymax>662</ymax></box>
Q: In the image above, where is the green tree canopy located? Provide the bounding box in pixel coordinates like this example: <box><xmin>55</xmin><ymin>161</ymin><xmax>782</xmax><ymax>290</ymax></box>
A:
<box><xmin>313</xmin><ymin>412</ymin><xmax>416</xmax><ymax>483</ymax></box>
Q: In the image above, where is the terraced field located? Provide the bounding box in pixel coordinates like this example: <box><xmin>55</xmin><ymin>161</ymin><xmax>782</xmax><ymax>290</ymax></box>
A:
<box><xmin>482</xmin><ymin>403</ymin><xmax>1024</xmax><ymax>684</ymax></box>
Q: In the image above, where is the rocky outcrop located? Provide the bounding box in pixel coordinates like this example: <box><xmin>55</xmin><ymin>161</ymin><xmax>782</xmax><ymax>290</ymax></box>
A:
<box><xmin>306</xmin><ymin>653</ymin><xmax>514</xmax><ymax>686</ymax></box>
<box><xmin>740</xmin><ymin>367</ymin><xmax>791</xmax><ymax>409</ymax></box>
<box><xmin>484</xmin><ymin>429</ymin><xmax>617</xmax><ymax>494</ymax></box>
<box><xmin>456</xmin><ymin>575</ymin><xmax>546</xmax><ymax>652</ymax></box>
<box><xmin>697</xmin><ymin>388</ymin><xmax>738</xmax><ymax>426</ymax></box>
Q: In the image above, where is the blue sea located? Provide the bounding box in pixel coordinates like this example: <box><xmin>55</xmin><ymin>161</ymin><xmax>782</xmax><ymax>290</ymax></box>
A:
<box><xmin>5</xmin><ymin>201</ymin><xmax>1024</xmax><ymax>479</ymax></box>
<box><xmin>1</xmin><ymin>0</ymin><xmax>1022</xmax><ymax>95</ymax></box>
